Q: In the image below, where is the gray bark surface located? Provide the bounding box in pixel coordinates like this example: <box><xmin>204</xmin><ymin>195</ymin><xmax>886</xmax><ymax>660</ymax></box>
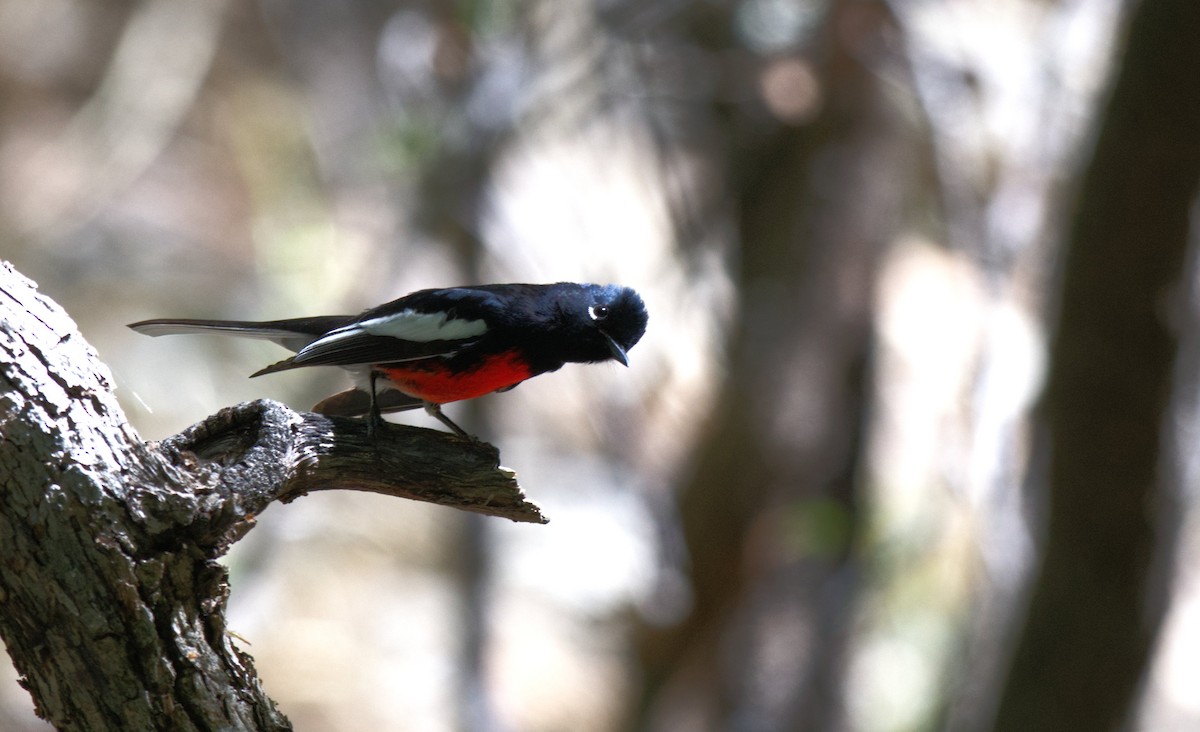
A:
<box><xmin>0</xmin><ymin>261</ymin><xmax>541</xmax><ymax>731</ymax></box>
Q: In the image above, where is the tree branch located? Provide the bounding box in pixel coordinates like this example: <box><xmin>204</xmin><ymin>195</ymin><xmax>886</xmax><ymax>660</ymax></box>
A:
<box><xmin>154</xmin><ymin>399</ymin><xmax>544</xmax><ymax>556</ymax></box>
<box><xmin>0</xmin><ymin>260</ymin><xmax>542</xmax><ymax>731</ymax></box>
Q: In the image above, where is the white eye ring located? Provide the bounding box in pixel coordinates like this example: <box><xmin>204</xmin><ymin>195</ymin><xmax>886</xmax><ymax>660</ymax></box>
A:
<box><xmin>589</xmin><ymin>305</ymin><xmax>610</xmax><ymax>321</ymax></box>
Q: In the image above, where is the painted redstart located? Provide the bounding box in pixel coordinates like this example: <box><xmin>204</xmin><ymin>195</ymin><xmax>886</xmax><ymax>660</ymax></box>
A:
<box><xmin>129</xmin><ymin>283</ymin><xmax>648</xmax><ymax>437</ymax></box>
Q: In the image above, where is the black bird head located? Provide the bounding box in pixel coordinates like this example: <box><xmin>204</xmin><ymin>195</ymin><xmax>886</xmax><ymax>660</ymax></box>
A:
<box><xmin>557</xmin><ymin>284</ymin><xmax>648</xmax><ymax>366</ymax></box>
<box><xmin>535</xmin><ymin>283</ymin><xmax>648</xmax><ymax>367</ymax></box>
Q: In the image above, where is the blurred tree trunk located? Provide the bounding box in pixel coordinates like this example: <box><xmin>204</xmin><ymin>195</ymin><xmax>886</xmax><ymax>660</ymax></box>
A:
<box><xmin>632</xmin><ymin>1</ymin><xmax>911</xmax><ymax>729</ymax></box>
<box><xmin>991</xmin><ymin>0</ymin><xmax>1200</xmax><ymax>730</ymax></box>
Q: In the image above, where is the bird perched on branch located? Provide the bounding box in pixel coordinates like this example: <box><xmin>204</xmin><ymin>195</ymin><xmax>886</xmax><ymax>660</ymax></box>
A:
<box><xmin>129</xmin><ymin>282</ymin><xmax>648</xmax><ymax>437</ymax></box>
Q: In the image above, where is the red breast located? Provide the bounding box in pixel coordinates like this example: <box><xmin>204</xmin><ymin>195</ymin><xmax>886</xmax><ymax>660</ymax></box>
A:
<box><xmin>376</xmin><ymin>349</ymin><xmax>534</xmax><ymax>404</ymax></box>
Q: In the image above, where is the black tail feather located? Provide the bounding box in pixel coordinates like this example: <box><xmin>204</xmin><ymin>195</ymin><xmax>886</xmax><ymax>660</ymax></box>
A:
<box><xmin>128</xmin><ymin>315</ymin><xmax>354</xmax><ymax>353</ymax></box>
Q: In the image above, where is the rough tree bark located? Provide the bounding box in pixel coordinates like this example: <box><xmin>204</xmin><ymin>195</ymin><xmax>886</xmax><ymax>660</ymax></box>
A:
<box><xmin>0</xmin><ymin>261</ymin><xmax>543</xmax><ymax>731</ymax></box>
<box><xmin>991</xmin><ymin>0</ymin><xmax>1200</xmax><ymax>730</ymax></box>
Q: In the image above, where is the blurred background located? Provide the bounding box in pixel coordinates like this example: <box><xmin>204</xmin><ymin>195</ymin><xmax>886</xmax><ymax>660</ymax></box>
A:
<box><xmin>1</xmin><ymin>0</ymin><xmax>1198</xmax><ymax>730</ymax></box>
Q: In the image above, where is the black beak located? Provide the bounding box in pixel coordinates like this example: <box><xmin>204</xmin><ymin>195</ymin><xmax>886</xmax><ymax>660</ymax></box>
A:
<box><xmin>603</xmin><ymin>332</ymin><xmax>629</xmax><ymax>367</ymax></box>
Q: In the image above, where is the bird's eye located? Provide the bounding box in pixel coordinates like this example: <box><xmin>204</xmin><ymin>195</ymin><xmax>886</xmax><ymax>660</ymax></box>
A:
<box><xmin>589</xmin><ymin>305</ymin><xmax>610</xmax><ymax>321</ymax></box>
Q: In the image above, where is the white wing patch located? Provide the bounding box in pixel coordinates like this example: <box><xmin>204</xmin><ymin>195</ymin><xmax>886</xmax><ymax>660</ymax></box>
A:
<box><xmin>359</xmin><ymin>308</ymin><xmax>487</xmax><ymax>342</ymax></box>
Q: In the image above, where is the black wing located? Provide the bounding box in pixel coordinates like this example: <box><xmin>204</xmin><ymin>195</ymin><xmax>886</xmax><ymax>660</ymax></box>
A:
<box><xmin>256</xmin><ymin>288</ymin><xmax>506</xmax><ymax>373</ymax></box>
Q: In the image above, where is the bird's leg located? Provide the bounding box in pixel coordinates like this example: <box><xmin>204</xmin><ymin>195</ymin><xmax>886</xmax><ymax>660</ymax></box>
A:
<box><xmin>424</xmin><ymin>402</ymin><xmax>472</xmax><ymax>439</ymax></box>
<box><xmin>367</xmin><ymin>370</ymin><xmax>385</xmax><ymax>440</ymax></box>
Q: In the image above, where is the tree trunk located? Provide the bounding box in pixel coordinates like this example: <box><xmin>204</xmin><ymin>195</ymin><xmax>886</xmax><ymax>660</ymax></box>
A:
<box><xmin>991</xmin><ymin>0</ymin><xmax>1200</xmax><ymax>729</ymax></box>
<box><xmin>631</xmin><ymin>0</ymin><xmax>909</xmax><ymax>728</ymax></box>
<box><xmin>0</xmin><ymin>261</ymin><xmax>541</xmax><ymax>731</ymax></box>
